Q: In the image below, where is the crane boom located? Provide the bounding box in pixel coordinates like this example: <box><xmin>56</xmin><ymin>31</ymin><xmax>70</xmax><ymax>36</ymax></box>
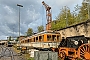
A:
<box><xmin>42</xmin><ymin>1</ymin><xmax>52</xmax><ymax>30</ymax></box>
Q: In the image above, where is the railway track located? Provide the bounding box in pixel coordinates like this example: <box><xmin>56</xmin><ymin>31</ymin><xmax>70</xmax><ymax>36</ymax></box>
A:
<box><xmin>0</xmin><ymin>45</ymin><xmax>26</xmax><ymax>60</ymax></box>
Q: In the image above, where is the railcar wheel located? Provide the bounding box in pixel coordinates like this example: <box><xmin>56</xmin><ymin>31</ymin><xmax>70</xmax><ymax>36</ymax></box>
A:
<box><xmin>78</xmin><ymin>44</ymin><xmax>90</xmax><ymax>60</ymax></box>
<box><xmin>59</xmin><ymin>51</ymin><xmax>66</xmax><ymax>60</ymax></box>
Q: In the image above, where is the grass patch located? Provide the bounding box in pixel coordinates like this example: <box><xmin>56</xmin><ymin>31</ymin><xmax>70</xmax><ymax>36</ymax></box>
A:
<box><xmin>23</xmin><ymin>53</ymin><xmax>30</xmax><ymax>60</ymax></box>
<box><xmin>27</xmin><ymin>57</ymin><xmax>34</xmax><ymax>60</ymax></box>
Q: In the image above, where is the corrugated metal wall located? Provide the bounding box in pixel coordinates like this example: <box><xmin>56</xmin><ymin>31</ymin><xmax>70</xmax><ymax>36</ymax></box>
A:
<box><xmin>34</xmin><ymin>51</ymin><xmax>58</xmax><ymax>60</ymax></box>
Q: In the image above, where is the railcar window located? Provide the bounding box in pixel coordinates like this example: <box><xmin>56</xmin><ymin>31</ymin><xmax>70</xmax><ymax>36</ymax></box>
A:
<box><xmin>42</xmin><ymin>35</ymin><xmax>44</xmax><ymax>42</ymax></box>
<box><xmin>36</xmin><ymin>37</ymin><xmax>38</xmax><ymax>42</ymax></box>
<box><xmin>32</xmin><ymin>38</ymin><xmax>35</xmax><ymax>42</ymax></box>
<box><xmin>34</xmin><ymin>38</ymin><xmax>35</xmax><ymax>42</ymax></box>
<box><xmin>22</xmin><ymin>41</ymin><xmax>24</xmax><ymax>43</ymax></box>
<box><xmin>31</xmin><ymin>38</ymin><xmax>33</xmax><ymax>42</ymax></box>
<box><xmin>25</xmin><ymin>40</ymin><xmax>26</xmax><ymax>43</ymax></box>
<box><xmin>41</xmin><ymin>35</ymin><xmax>44</xmax><ymax>42</ymax></box>
<box><xmin>47</xmin><ymin>35</ymin><xmax>51</xmax><ymax>41</ymax></box>
<box><xmin>29</xmin><ymin>39</ymin><xmax>31</xmax><ymax>42</ymax></box>
<box><xmin>28</xmin><ymin>39</ymin><xmax>29</xmax><ymax>42</ymax></box>
<box><xmin>57</xmin><ymin>35</ymin><xmax>60</xmax><ymax>41</ymax></box>
<box><xmin>21</xmin><ymin>41</ymin><xmax>22</xmax><ymax>43</ymax></box>
<box><xmin>39</xmin><ymin>36</ymin><xmax>42</xmax><ymax>42</ymax></box>
<box><xmin>27</xmin><ymin>40</ymin><xmax>28</xmax><ymax>43</ymax></box>
<box><xmin>52</xmin><ymin>35</ymin><xmax>56</xmax><ymax>41</ymax></box>
<box><xmin>24</xmin><ymin>40</ymin><xmax>25</xmax><ymax>43</ymax></box>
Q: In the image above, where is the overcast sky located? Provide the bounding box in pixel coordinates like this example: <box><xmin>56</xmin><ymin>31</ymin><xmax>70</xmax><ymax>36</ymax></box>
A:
<box><xmin>0</xmin><ymin>0</ymin><xmax>83</xmax><ymax>40</ymax></box>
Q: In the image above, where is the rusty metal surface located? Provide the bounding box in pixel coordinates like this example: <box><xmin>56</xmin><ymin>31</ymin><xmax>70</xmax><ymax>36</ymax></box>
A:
<box><xmin>0</xmin><ymin>45</ymin><xmax>26</xmax><ymax>60</ymax></box>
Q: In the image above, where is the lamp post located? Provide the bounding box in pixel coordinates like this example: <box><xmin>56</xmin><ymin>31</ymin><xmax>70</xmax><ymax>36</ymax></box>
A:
<box><xmin>17</xmin><ymin>4</ymin><xmax>23</xmax><ymax>37</ymax></box>
<box><xmin>17</xmin><ymin>4</ymin><xmax>23</xmax><ymax>48</ymax></box>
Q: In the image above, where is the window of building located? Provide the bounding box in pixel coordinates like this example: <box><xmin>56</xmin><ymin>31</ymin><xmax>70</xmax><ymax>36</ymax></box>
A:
<box><xmin>25</xmin><ymin>40</ymin><xmax>27</xmax><ymax>43</ymax></box>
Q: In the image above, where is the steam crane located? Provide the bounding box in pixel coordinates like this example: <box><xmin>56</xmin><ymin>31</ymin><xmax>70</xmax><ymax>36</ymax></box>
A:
<box><xmin>42</xmin><ymin>1</ymin><xmax>52</xmax><ymax>30</ymax></box>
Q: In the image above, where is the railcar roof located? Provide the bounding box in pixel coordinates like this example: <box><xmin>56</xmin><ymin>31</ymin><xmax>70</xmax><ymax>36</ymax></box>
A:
<box><xmin>32</xmin><ymin>30</ymin><xmax>59</xmax><ymax>35</ymax></box>
<box><xmin>21</xmin><ymin>30</ymin><xmax>60</xmax><ymax>40</ymax></box>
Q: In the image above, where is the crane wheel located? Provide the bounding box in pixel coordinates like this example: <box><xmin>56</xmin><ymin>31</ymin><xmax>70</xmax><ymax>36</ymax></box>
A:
<box><xmin>78</xmin><ymin>44</ymin><xmax>90</xmax><ymax>60</ymax></box>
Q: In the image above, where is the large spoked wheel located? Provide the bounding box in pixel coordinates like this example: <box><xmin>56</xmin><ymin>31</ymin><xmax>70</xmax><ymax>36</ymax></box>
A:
<box><xmin>59</xmin><ymin>51</ymin><xmax>66</xmax><ymax>60</ymax></box>
<box><xmin>78</xmin><ymin>44</ymin><xmax>90</xmax><ymax>60</ymax></box>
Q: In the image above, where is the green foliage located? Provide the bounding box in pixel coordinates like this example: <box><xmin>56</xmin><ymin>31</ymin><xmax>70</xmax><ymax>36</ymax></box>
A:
<box><xmin>37</xmin><ymin>25</ymin><xmax>44</xmax><ymax>32</ymax></box>
<box><xmin>51</xmin><ymin>20</ymin><xmax>66</xmax><ymax>30</ymax></box>
<box><xmin>26</xmin><ymin>28</ymin><xmax>33</xmax><ymax>36</ymax></box>
<box><xmin>58</xmin><ymin>57</ymin><xmax>61</xmax><ymax>60</ymax></box>
<box><xmin>79</xmin><ymin>2</ymin><xmax>89</xmax><ymax>21</ymax></box>
<box><xmin>27</xmin><ymin>57</ymin><xmax>34</xmax><ymax>60</ymax></box>
<box><xmin>51</xmin><ymin>1</ymin><xmax>89</xmax><ymax>31</ymax></box>
<box><xmin>8</xmin><ymin>36</ymin><xmax>12</xmax><ymax>41</ymax></box>
<box><xmin>16</xmin><ymin>37</ymin><xmax>19</xmax><ymax>41</ymax></box>
<box><xmin>51</xmin><ymin>6</ymin><xmax>75</xmax><ymax>30</ymax></box>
